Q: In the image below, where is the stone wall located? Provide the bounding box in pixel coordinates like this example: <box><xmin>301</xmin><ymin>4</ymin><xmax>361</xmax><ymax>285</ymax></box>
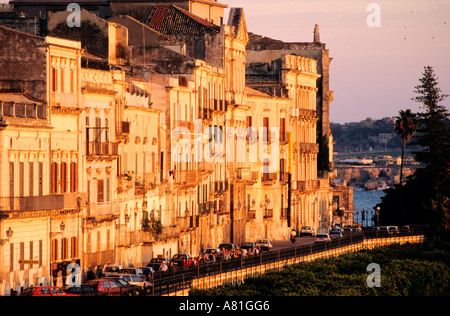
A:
<box><xmin>0</xmin><ymin>25</ymin><xmax>46</xmax><ymax>101</ymax></box>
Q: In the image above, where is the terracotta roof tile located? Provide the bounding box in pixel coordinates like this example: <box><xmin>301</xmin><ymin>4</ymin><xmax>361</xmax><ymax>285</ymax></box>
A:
<box><xmin>144</xmin><ymin>5</ymin><xmax>219</xmax><ymax>35</ymax></box>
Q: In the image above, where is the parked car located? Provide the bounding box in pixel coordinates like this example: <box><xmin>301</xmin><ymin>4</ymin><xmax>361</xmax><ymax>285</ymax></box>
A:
<box><xmin>314</xmin><ymin>233</ymin><xmax>331</xmax><ymax>242</ymax></box>
<box><xmin>389</xmin><ymin>226</ymin><xmax>399</xmax><ymax>235</ymax></box>
<box><xmin>138</xmin><ymin>267</ymin><xmax>154</xmax><ymax>282</ymax></box>
<box><xmin>104</xmin><ymin>276</ymin><xmax>141</xmax><ymax>296</ymax></box>
<box><xmin>114</xmin><ymin>273</ymin><xmax>152</xmax><ymax>294</ymax></box>
<box><xmin>300</xmin><ymin>226</ymin><xmax>315</xmax><ymax>237</ymax></box>
<box><xmin>171</xmin><ymin>254</ymin><xmax>190</xmax><ymax>267</ymax></box>
<box><xmin>379</xmin><ymin>226</ymin><xmax>399</xmax><ymax>235</ymax></box>
<box><xmin>147</xmin><ymin>258</ymin><xmax>168</xmax><ymax>272</ymax></box>
<box><xmin>20</xmin><ymin>286</ymin><xmax>79</xmax><ymax>296</ymax></box>
<box><xmin>118</xmin><ymin>267</ymin><xmax>146</xmax><ymax>281</ymax></box>
<box><xmin>240</xmin><ymin>242</ymin><xmax>256</xmax><ymax>252</ymax></box>
<box><xmin>65</xmin><ymin>285</ymin><xmax>108</xmax><ymax>296</ymax></box>
<box><xmin>102</xmin><ymin>265</ymin><xmax>123</xmax><ymax>277</ymax></box>
<box><xmin>329</xmin><ymin>230</ymin><xmax>343</xmax><ymax>238</ymax></box>
<box><xmin>86</xmin><ymin>278</ymin><xmax>131</xmax><ymax>296</ymax></box>
<box><xmin>204</xmin><ymin>248</ymin><xmax>221</xmax><ymax>256</ymax></box>
<box><xmin>255</xmin><ymin>239</ymin><xmax>273</xmax><ymax>251</ymax></box>
<box><xmin>401</xmin><ymin>225</ymin><xmax>411</xmax><ymax>233</ymax></box>
<box><xmin>218</xmin><ymin>243</ymin><xmax>237</xmax><ymax>251</ymax></box>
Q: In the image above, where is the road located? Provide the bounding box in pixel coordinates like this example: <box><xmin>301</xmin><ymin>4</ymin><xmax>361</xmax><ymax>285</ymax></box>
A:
<box><xmin>271</xmin><ymin>236</ymin><xmax>315</xmax><ymax>251</ymax></box>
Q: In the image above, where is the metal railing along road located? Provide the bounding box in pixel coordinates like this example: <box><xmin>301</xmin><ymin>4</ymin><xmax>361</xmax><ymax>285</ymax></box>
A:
<box><xmin>149</xmin><ymin>228</ymin><xmax>426</xmax><ymax>296</ymax></box>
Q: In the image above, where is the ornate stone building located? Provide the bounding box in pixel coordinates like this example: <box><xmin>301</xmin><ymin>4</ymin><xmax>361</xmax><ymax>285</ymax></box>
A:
<box><xmin>0</xmin><ymin>0</ymin><xmax>347</xmax><ymax>294</ymax></box>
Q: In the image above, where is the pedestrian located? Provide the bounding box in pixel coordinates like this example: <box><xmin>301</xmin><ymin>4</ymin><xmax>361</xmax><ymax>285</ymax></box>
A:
<box><xmin>160</xmin><ymin>261</ymin><xmax>168</xmax><ymax>272</ymax></box>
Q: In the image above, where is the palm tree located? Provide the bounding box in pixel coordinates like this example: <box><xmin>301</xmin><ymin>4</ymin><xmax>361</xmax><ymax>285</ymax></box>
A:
<box><xmin>394</xmin><ymin>109</ymin><xmax>418</xmax><ymax>184</ymax></box>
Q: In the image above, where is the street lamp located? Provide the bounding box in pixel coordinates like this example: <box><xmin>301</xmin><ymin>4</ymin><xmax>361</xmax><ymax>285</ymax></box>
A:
<box><xmin>50</xmin><ymin>222</ymin><xmax>65</xmax><ymax>238</ymax></box>
<box><xmin>0</xmin><ymin>227</ymin><xmax>13</xmax><ymax>245</ymax></box>
<box><xmin>376</xmin><ymin>206</ymin><xmax>381</xmax><ymax>226</ymax></box>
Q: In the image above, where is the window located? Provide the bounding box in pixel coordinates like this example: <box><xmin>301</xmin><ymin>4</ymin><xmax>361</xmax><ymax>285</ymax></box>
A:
<box><xmin>97</xmin><ymin>179</ymin><xmax>104</xmax><ymax>203</ymax></box>
<box><xmin>70</xmin><ymin>68</ymin><xmax>75</xmax><ymax>93</ymax></box>
<box><xmin>70</xmin><ymin>162</ymin><xmax>78</xmax><ymax>192</ymax></box>
<box><xmin>38</xmin><ymin>162</ymin><xmax>43</xmax><ymax>196</ymax></box>
<box><xmin>60</xmin><ymin>68</ymin><xmax>65</xmax><ymax>92</ymax></box>
<box><xmin>20</xmin><ymin>242</ymin><xmax>24</xmax><ymax>270</ymax></box>
<box><xmin>52</xmin><ymin>239</ymin><xmax>58</xmax><ymax>261</ymax></box>
<box><xmin>3</xmin><ymin>102</ymin><xmax>14</xmax><ymax>117</ymax></box>
<box><xmin>280</xmin><ymin>118</ymin><xmax>286</xmax><ymax>142</ymax></box>
<box><xmin>9</xmin><ymin>162</ymin><xmax>14</xmax><ymax>197</ymax></box>
<box><xmin>61</xmin><ymin>238</ymin><xmax>68</xmax><ymax>260</ymax></box>
<box><xmin>263</xmin><ymin>159</ymin><xmax>270</xmax><ymax>181</ymax></box>
<box><xmin>263</xmin><ymin>117</ymin><xmax>270</xmax><ymax>143</ymax></box>
<box><xmin>9</xmin><ymin>243</ymin><xmax>14</xmax><ymax>272</ymax></box>
<box><xmin>51</xmin><ymin>162</ymin><xmax>58</xmax><ymax>194</ymax></box>
<box><xmin>40</xmin><ymin>288</ymin><xmax>51</xmax><ymax>295</ymax></box>
<box><xmin>19</xmin><ymin>162</ymin><xmax>24</xmax><ymax>197</ymax></box>
<box><xmin>61</xmin><ymin>162</ymin><xmax>67</xmax><ymax>193</ymax></box>
<box><xmin>29</xmin><ymin>162</ymin><xmax>34</xmax><ymax>196</ymax></box>
<box><xmin>15</xmin><ymin>103</ymin><xmax>25</xmax><ymax>118</ymax></box>
<box><xmin>106</xmin><ymin>177</ymin><xmax>110</xmax><ymax>202</ymax></box>
<box><xmin>52</xmin><ymin>67</ymin><xmax>57</xmax><ymax>92</ymax></box>
<box><xmin>71</xmin><ymin>237</ymin><xmax>78</xmax><ymax>258</ymax></box>
<box><xmin>39</xmin><ymin>240</ymin><xmax>43</xmax><ymax>267</ymax></box>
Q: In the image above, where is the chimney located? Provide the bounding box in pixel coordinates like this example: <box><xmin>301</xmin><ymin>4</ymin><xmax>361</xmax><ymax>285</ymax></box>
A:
<box><xmin>313</xmin><ymin>24</ymin><xmax>320</xmax><ymax>43</ymax></box>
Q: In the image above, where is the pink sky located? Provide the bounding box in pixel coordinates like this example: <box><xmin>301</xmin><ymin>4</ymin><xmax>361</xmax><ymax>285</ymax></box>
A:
<box><xmin>1</xmin><ymin>0</ymin><xmax>448</xmax><ymax>123</ymax></box>
<box><xmin>225</xmin><ymin>0</ymin><xmax>450</xmax><ymax>123</ymax></box>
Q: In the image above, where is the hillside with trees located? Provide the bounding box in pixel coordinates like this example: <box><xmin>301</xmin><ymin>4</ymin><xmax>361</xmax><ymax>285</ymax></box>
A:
<box><xmin>331</xmin><ymin>117</ymin><xmax>406</xmax><ymax>153</ymax></box>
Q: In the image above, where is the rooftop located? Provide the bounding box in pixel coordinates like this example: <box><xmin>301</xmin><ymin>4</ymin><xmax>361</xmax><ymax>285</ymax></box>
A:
<box><xmin>144</xmin><ymin>4</ymin><xmax>220</xmax><ymax>35</ymax></box>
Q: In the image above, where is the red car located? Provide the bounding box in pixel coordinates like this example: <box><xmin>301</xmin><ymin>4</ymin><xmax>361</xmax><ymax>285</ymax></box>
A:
<box><xmin>20</xmin><ymin>286</ymin><xmax>79</xmax><ymax>296</ymax></box>
<box><xmin>86</xmin><ymin>279</ymin><xmax>130</xmax><ymax>296</ymax></box>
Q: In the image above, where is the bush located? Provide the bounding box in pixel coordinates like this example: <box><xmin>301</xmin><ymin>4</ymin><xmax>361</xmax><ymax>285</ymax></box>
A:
<box><xmin>190</xmin><ymin>241</ymin><xmax>450</xmax><ymax>296</ymax></box>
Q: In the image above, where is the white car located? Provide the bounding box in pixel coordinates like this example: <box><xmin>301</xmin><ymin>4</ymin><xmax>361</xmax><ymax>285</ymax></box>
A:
<box><xmin>300</xmin><ymin>226</ymin><xmax>315</xmax><ymax>237</ymax></box>
<box><xmin>314</xmin><ymin>233</ymin><xmax>331</xmax><ymax>242</ymax></box>
<box><xmin>114</xmin><ymin>273</ymin><xmax>152</xmax><ymax>291</ymax></box>
<box><xmin>102</xmin><ymin>265</ymin><xmax>123</xmax><ymax>277</ymax></box>
<box><xmin>255</xmin><ymin>239</ymin><xmax>273</xmax><ymax>251</ymax></box>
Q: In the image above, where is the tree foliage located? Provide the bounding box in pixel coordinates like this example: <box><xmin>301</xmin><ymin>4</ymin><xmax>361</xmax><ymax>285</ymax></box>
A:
<box><xmin>394</xmin><ymin>109</ymin><xmax>418</xmax><ymax>184</ymax></box>
<box><xmin>378</xmin><ymin>66</ymin><xmax>450</xmax><ymax>234</ymax></box>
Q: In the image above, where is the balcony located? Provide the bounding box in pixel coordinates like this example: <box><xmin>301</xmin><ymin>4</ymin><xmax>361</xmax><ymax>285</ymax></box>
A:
<box><xmin>294</xmin><ymin>180</ymin><xmax>320</xmax><ymax>191</ymax></box>
<box><xmin>199</xmin><ymin>107</ymin><xmax>212</xmax><ymax>120</ymax></box>
<box><xmin>280</xmin><ymin>172</ymin><xmax>289</xmax><ymax>183</ymax></box>
<box><xmin>86</xmin><ymin>142</ymin><xmax>118</xmax><ymax>160</ymax></box>
<box><xmin>174</xmin><ymin>170</ymin><xmax>200</xmax><ymax>189</ymax></box>
<box><xmin>134</xmin><ymin>172</ymin><xmax>159</xmax><ymax>196</ymax></box>
<box><xmin>298</xmin><ymin>142</ymin><xmax>319</xmax><ymax>154</ymax></box>
<box><xmin>261</xmin><ymin>172</ymin><xmax>277</xmax><ymax>185</ymax></box>
<box><xmin>173</xmin><ymin>120</ymin><xmax>195</xmax><ymax>134</ymax></box>
<box><xmin>247</xmin><ymin>210</ymin><xmax>256</xmax><ymax>220</ymax></box>
<box><xmin>50</xmin><ymin>92</ymin><xmax>80</xmax><ymax>108</ymax></box>
<box><xmin>212</xmin><ymin>99</ymin><xmax>225</xmax><ymax>112</ymax></box>
<box><xmin>235</xmin><ymin>168</ymin><xmax>258</xmax><ymax>184</ymax></box>
<box><xmin>1</xmin><ymin>101</ymin><xmax>48</xmax><ymax>120</ymax></box>
<box><xmin>0</xmin><ymin>193</ymin><xmax>86</xmax><ymax>213</ymax></box>
<box><xmin>263</xmin><ymin>208</ymin><xmax>273</xmax><ymax>219</ymax></box>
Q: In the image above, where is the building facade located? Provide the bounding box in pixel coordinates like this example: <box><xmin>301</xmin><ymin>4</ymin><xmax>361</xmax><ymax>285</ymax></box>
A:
<box><xmin>0</xmin><ymin>0</ymin><xmax>349</xmax><ymax>295</ymax></box>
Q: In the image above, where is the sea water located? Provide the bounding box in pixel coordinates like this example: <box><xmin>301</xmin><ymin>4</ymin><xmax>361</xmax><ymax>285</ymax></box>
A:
<box><xmin>352</xmin><ymin>188</ymin><xmax>386</xmax><ymax>226</ymax></box>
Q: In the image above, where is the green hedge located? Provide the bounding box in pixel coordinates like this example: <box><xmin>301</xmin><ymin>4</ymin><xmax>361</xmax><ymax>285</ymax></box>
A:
<box><xmin>190</xmin><ymin>241</ymin><xmax>450</xmax><ymax>296</ymax></box>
